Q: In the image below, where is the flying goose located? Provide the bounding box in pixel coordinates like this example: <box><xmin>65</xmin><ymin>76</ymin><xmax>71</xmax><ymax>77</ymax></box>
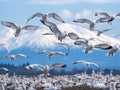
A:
<box><xmin>2</xmin><ymin>53</ymin><xmax>29</xmax><ymax>61</ymax></box>
<box><xmin>25</xmin><ymin>63</ymin><xmax>67</xmax><ymax>77</ymax></box>
<box><xmin>0</xmin><ymin>67</ymin><xmax>9</xmax><ymax>73</ymax></box>
<box><xmin>107</xmin><ymin>45</ymin><xmax>120</xmax><ymax>56</ymax></box>
<box><xmin>1</xmin><ymin>21</ymin><xmax>39</xmax><ymax>37</ymax></box>
<box><xmin>73</xmin><ymin>60</ymin><xmax>99</xmax><ymax>68</ymax></box>
<box><xmin>27</xmin><ymin>12</ymin><xmax>65</xmax><ymax>23</ymax></box>
<box><xmin>95</xmin><ymin>12</ymin><xmax>120</xmax><ymax>25</ymax></box>
<box><xmin>36</xmin><ymin>50</ymin><xmax>68</xmax><ymax>59</ymax></box>
<box><xmin>74</xmin><ymin>38</ymin><xmax>94</xmax><ymax>53</ymax></box>
<box><xmin>40</xmin><ymin>20</ymin><xmax>66</xmax><ymax>41</ymax></box>
<box><xmin>55</xmin><ymin>42</ymin><xmax>71</xmax><ymax>51</ymax></box>
<box><xmin>73</xmin><ymin>18</ymin><xmax>105</xmax><ymax>31</ymax></box>
<box><xmin>95</xmin><ymin>28</ymin><xmax>111</xmax><ymax>36</ymax></box>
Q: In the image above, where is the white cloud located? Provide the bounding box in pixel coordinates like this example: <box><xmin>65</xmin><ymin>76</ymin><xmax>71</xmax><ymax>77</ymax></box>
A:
<box><xmin>60</xmin><ymin>9</ymin><xmax>73</xmax><ymax>19</ymax></box>
<box><xmin>27</xmin><ymin>0</ymin><xmax>120</xmax><ymax>5</ymax></box>
<box><xmin>74</xmin><ymin>9</ymin><xmax>92</xmax><ymax>19</ymax></box>
<box><xmin>0</xmin><ymin>23</ymin><xmax>120</xmax><ymax>53</ymax></box>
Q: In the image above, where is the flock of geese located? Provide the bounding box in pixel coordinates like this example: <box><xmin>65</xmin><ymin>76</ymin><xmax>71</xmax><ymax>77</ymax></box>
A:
<box><xmin>0</xmin><ymin>12</ymin><xmax>120</xmax><ymax>89</ymax></box>
<box><xmin>0</xmin><ymin>70</ymin><xmax>120</xmax><ymax>90</ymax></box>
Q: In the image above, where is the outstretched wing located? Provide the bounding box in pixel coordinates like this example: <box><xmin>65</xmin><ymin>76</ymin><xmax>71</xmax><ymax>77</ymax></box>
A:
<box><xmin>67</xmin><ymin>32</ymin><xmax>80</xmax><ymax>40</ymax></box>
<box><xmin>55</xmin><ymin>42</ymin><xmax>70</xmax><ymax>51</ymax></box>
<box><xmin>26</xmin><ymin>13</ymin><xmax>43</xmax><ymax>23</ymax></box>
<box><xmin>40</xmin><ymin>20</ymin><xmax>62</xmax><ymax>35</ymax></box>
<box><xmin>0</xmin><ymin>67</ymin><xmax>9</xmax><ymax>72</ymax></box>
<box><xmin>48</xmin><ymin>13</ymin><xmax>65</xmax><ymax>23</ymax></box>
<box><xmin>94</xmin><ymin>43</ymin><xmax>113</xmax><ymax>50</ymax></box>
<box><xmin>96</xmin><ymin>29</ymin><xmax>111</xmax><ymax>36</ymax></box>
<box><xmin>115</xmin><ymin>13</ymin><xmax>120</xmax><ymax>17</ymax></box>
<box><xmin>91</xmin><ymin>62</ymin><xmax>99</xmax><ymax>68</ymax></box>
<box><xmin>49</xmin><ymin>63</ymin><xmax>67</xmax><ymax>70</ymax></box>
<box><xmin>107</xmin><ymin>48</ymin><xmax>118</xmax><ymax>56</ymax></box>
<box><xmin>73</xmin><ymin>60</ymin><xmax>81</xmax><ymax>64</ymax></box>
<box><xmin>22</xmin><ymin>25</ymin><xmax>39</xmax><ymax>30</ymax></box>
<box><xmin>16</xmin><ymin>54</ymin><xmax>29</xmax><ymax>58</ymax></box>
<box><xmin>73</xmin><ymin>19</ymin><xmax>92</xmax><ymax>24</ymax></box>
<box><xmin>35</xmin><ymin>50</ymin><xmax>48</xmax><ymax>54</ymax></box>
<box><xmin>55</xmin><ymin>52</ymin><xmax>68</xmax><ymax>56</ymax></box>
<box><xmin>1</xmin><ymin>21</ymin><xmax>18</xmax><ymax>30</ymax></box>
<box><xmin>96</xmin><ymin>12</ymin><xmax>110</xmax><ymax>18</ymax></box>
<box><xmin>25</xmin><ymin>64</ymin><xmax>45</xmax><ymax>71</ymax></box>
<box><xmin>95</xmin><ymin>17</ymin><xmax>111</xmax><ymax>23</ymax></box>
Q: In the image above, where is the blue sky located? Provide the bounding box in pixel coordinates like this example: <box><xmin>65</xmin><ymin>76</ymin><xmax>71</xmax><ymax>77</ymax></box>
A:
<box><xmin>0</xmin><ymin>0</ymin><xmax>120</xmax><ymax>70</ymax></box>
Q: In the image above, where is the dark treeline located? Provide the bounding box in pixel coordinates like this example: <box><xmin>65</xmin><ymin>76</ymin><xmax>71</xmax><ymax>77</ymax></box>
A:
<box><xmin>0</xmin><ymin>63</ymin><xmax>120</xmax><ymax>76</ymax></box>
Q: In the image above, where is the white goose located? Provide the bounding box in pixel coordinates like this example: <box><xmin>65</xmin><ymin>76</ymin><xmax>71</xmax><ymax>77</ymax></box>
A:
<box><xmin>25</xmin><ymin>63</ymin><xmax>67</xmax><ymax>77</ymax></box>
<box><xmin>73</xmin><ymin>60</ymin><xmax>99</xmax><ymax>68</ymax></box>
<box><xmin>27</xmin><ymin>12</ymin><xmax>65</xmax><ymax>23</ymax></box>
<box><xmin>95</xmin><ymin>28</ymin><xmax>111</xmax><ymax>36</ymax></box>
<box><xmin>2</xmin><ymin>53</ymin><xmax>29</xmax><ymax>61</ymax></box>
<box><xmin>0</xmin><ymin>67</ymin><xmax>9</xmax><ymax>73</ymax></box>
<box><xmin>36</xmin><ymin>50</ymin><xmax>68</xmax><ymax>59</ymax></box>
<box><xmin>40</xmin><ymin>20</ymin><xmax>66</xmax><ymax>41</ymax></box>
<box><xmin>95</xmin><ymin>12</ymin><xmax>120</xmax><ymax>25</ymax></box>
<box><xmin>1</xmin><ymin>21</ymin><xmax>39</xmax><ymax>37</ymax></box>
<box><xmin>107</xmin><ymin>45</ymin><xmax>120</xmax><ymax>56</ymax></box>
<box><xmin>73</xmin><ymin>18</ymin><xmax>106</xmax><ymax>31</ymax></box>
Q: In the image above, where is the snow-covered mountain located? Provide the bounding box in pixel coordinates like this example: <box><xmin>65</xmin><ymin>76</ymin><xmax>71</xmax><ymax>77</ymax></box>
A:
<box><xmin>0</xmin><ymin>23</ymin><xmax>120</xmax><ymax>53</ymax></box>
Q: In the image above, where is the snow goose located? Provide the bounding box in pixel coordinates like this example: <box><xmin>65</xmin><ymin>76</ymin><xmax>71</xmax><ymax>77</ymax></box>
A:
<box><xmin>27</xmin><ymin>12</ymin><xmax>65</xmax><ymax>23</ymax></box>
<box><xmin>73</xmin><ymin>60</ymin><xmax>99</xmax><ymax>68</ymax></box>
<box><xmin>2</xmin><ymin>53</ymin><xmax>29</xmax><ymax>61</ymax></box>
<box><xmin>1</xmin><ymin>21</ymin><xmax>39</xmax><ymax>37</ymax></box>
<box><xmin>25</xmin><ymin>63</ymin><xmax>67</xmax><ymax>77</ymax></box>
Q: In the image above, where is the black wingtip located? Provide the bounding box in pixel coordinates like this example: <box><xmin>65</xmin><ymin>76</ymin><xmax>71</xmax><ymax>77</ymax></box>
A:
<box><xmin>62</xmin><ymin>64</ymin><xmax>67</xmax><ymax>68</ymax></box>
<box><xmin>73</xmin><ymin>20</ymin><xmax>76</xmax><ymax>22</ymax></box>
<box><xmin>62</xmin><ymin>21</ymin><xmax>65</xmax><ymax>23</ymax></box>
<box><xmin>95</xmin><ymin>13</ymin><xmax>98</xmax><ymax>16</ymax></box>
<box><xmin>73</xmin><ymin>62</ymin><xmax>77</xmax><ymax>64</ymax></box>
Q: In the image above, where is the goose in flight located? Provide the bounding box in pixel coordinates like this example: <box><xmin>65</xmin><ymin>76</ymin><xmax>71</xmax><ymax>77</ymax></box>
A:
<box><xmin>55</xmin><ymin>42</ymin><xmax>71</xmax><ymax>51</ymax></box>
<box><xmin>73</xmin><ymin>18</ymin><xmax>106</xmax><ymax>31</ymax></box>
<box><xmin>73</xmin><ymin>60</ymin><xmax>99</xmax><ymax>68</ymax></box>
<box><xmin>95</xmin><ymin>28</ymin><xmax>111</xmax><ymax>36</ymax></box>
<box><xmin>1</xmin><ymin>21</ymin><xmax>39</xmax><ymax>37</ymax></box>
<box><xmin>0</xmin><ymin>67</ymin><xmax>9</xmax><ymax>73</ymax></box>
<box><xmin>95</xmin><ymin>12</ymin><xmax>120</xmax><ymax>25</ymax></box>
<box><xmin>36</xmin><ymin>50</ymin><xmax>68</xmax><ymax>59</ymax></box>
<box><xmin>107</xmin><ymin>45</ymin><xmax>120</xmax><ymax>56</ymax></box>
<box><xmin>2</xmin><ymin>53</ymin><xmax>29</xmax><ymax>61</ymax></box>
<box><xmin>74</xmin><ymin>38</ymin><xmax>94</xmax><ymax>53</ymax></box>
<box><xmin>25</xmin><ymin>63</ymin><xmax>67</xmax><ymax>77</ymax></box>
<box><xmin>40</xmin><ymin>20</ymin><xmax>66</xmax><ymax>41</ymax></box>
<box><xmin>26</xmin><ymin>12</ymin><xmax>65</xmax><ymax>23</ymax></box>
